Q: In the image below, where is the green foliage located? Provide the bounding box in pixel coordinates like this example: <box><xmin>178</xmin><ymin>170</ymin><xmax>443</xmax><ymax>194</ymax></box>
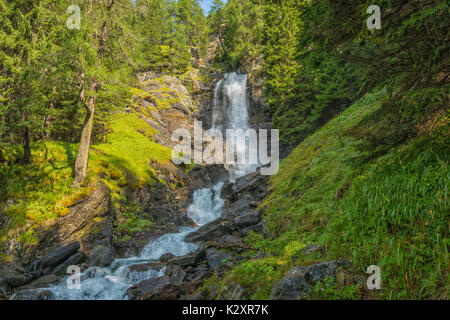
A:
<box><xmin>261</xmin><ymin>90</ymin><xmax>448</xmax><ymax>299</ymax></box>
<box><xmin>208</xmin><ymin>0</ymin><xmax>264</xmax><ymax>69</ymax></box>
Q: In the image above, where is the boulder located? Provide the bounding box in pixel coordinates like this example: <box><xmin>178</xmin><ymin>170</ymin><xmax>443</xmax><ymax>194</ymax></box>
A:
<box><xmin>30</xmin><ymin>242</ymin><xmax>80</xmax><ymax>275</ymax></box>
<box><xmin>159</xmin><ymin>253</ymin><xmax>175</xmax><ymax>263</ymax></box>
<box><xmin>185</xmin><ymin>216</ymin><xmax>235</xmax><ymax>243</ymax></box>
<box><xmin>0</xmin><ymin>266</ymin><xmax>33</xmax><ymax>290</ymax></box>
<box><xmin>269</xmin><ymin>260</ymin><xmax>350</xmax><ymax>300</ymax></box>
<box><xmin>204</xmin><ymin>248</ymin><xmax>232</xmax><ymax>270</ymax></box>
<box><xmin>234</xmin><ymin>210</ymin><xmax>262</xmax><ymax>228</ymax></box>
<box><xmin>167</xmin><ymin>254</ymin><xmax>197</xmax><ymax>267</ymax></box>
<box><xmin>88</xmin><ymin>246</ymin><xmax>115</xmax><ymax>267</ymax></box>
<box><xmin>17</xmin><ymin>274</ymin><xmax>61</xmax><ymax>291</ymax></box>
<box><xmin>51</xmin><ymin>251</ymin><xmax>86</xmax><ymax>276</ymax></box>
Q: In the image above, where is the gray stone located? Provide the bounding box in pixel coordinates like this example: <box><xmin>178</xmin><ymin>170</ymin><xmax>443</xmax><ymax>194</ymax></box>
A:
<box><xmin>205</xmin><ymin>248</ymin><xmax>232</xmax><ymax>270</ymax></box>
<box><xmin>270</xmin><ymin>260</ymin><xmax>349</xmax><ymax>300</ymax></box>
<box><xmin>0</xmin><ymin>266</ymin><xmax>33</xmax><ymax>289</ymax></box>
<box><xmin>51</xmin><ymin>251</ymin><xmax>86</xmax><ymax>276</ymax></box>
<box><xmin>89</xmin><ymin>246</ymin><xmax>114</xmax><ymax>267</ymax></box>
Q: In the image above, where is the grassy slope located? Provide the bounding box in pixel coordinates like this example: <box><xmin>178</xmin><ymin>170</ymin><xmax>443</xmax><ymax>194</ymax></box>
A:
<box><xmin>209</xmin><ymin>89</ymin><xmax>449</xmax><ymax>299</ymax></box>
<box><xmin>0</xmin><ymin>112</ymin><xmax>171</xmax><ymax>263</ymax></box>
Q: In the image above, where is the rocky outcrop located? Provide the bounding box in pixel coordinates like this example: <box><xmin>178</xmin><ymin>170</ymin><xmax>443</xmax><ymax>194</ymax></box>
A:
<box><xmin>0</xmin><ymin>265</ymin><xmax>33</xmax><ymax>297</ymax></box>
<box><xmin>33</xmin><ymin>182</ymin><xmax>113</xmax><ymax>261</ymax></box>
<box><xmin>269</xmin><ymin>260</ymin><xmax>351</xmax><ymax>300</ymax></box>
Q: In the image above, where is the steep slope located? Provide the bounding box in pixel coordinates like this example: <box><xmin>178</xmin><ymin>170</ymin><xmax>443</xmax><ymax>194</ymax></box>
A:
<box><xmin>203</xmin><ymin>89</ymin><xmax>449</xmax><ymax>299</ymax></box>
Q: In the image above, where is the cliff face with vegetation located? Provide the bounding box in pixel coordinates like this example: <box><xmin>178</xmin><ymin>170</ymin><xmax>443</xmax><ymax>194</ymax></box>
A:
<box><xmin>0</xmin><ymin>0</ymin><xmax>448</xmax><ymax>300</ymax></box>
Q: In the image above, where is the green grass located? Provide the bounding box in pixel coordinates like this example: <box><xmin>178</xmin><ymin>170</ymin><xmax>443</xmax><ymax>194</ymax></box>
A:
<box><xmin>209</xmin><ymin>89</ymin><xmax>449</xmax><ymax>299</ymax></box>
<box><xmin>0</xmin><ymin>111</ymin><xmax>172</xmax><ymax>255</ymax></box>
<box><xmin>92</xmin><ymin>113</ymin><xmax>171</xmax><ymax>183</ymax></box>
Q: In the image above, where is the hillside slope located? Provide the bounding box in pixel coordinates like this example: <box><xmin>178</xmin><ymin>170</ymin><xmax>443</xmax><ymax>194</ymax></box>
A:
<box><xmin>206</xmin><ymin>89</ymin><xmax>449</xmax><ymax>300</ymax></box>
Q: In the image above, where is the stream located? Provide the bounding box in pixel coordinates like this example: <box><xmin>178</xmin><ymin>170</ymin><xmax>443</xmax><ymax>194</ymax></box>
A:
<box><xmin>45</xmin><ymin>72</ymin><xmax>255</xmax><ymax>300</ymax></box>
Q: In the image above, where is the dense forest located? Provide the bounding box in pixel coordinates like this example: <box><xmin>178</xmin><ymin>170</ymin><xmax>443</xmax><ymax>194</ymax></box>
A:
<box><xmin>0</xmin><ymin>0</ymin><xmax>448</xmax><ymax>300</ymax></box>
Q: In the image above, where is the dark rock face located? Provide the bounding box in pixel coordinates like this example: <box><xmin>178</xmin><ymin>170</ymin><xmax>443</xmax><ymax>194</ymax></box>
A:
<box><xmin>88</xmin><ymin>246</ymin><xmax>114</xmax><ymax>267</ymax></box>
<box><xmin>269</xmin><ymin>260</ymin><xmax>350</xmax><ymax>300</ymax></box>
<box><xmin>185</xmin><ymin>197</ymin><xmax>263</xmax><ymax>244</ymax></box>
<box><xmin>133</xmin><ymin>181</ymin><xmax>195</xmax><ymax>229</ymax></box>
<box><xmin>17</xmin><ymin>274</ymin><xmax>61</xmax><ymax>291</ymax></box>
<box><xmin>30</xmin><ymin>242</ymin><xmax>81</xmax><ymax>276</ymax></box>
<box><xmin>0</xmin><ymin>265</ymin><xmax>33</xmax><ymax>295</ymax></box>
<box><xmin>51</xmin><ymin>251</ymin><xmax>86</xmax><ymax>276</ymax></box>
<box><xmin>28</xmin><ymin>183</ymin><xmax>113</xmax><ymax>269</ymax></box>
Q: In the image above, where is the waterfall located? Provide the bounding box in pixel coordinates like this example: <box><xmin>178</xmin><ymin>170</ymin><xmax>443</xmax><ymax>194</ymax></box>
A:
<box><xmin>214</xmin><ymin>72</ymin><xmax>258</xmax><ymax>181</ymax></box>
<box><xmin>41</xmin><ymin>72</ymin><xmax>255</xmax><ymax>300</ymax></box>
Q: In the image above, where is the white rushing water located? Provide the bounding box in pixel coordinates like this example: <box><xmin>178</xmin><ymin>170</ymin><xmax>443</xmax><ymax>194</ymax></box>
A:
<box><xmin>46</xmin><ymin>183</ymin><xmax>224</xmax><ymax>300</ymax></box>
<box><xmin>44</xmin><ymin>72</ymin><xmax>255</xmax><ymax>300</ymax></box>
<box><xmin>214</xmin><ymin>72</ymin><xmax>258</xmax><ymax>181</ymax></box>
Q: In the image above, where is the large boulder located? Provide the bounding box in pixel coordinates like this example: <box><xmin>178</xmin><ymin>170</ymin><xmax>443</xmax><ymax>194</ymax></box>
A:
<box><xmin>126</xmin><ymin>265</ymin><xmax>187</xmax><ymax>300</ymax></box>
<box><xmin>51</xmin><ymin>251</ymin><xmax>86</xmax><ymax>276</ymax></box>
<box><xmin>0</xmin><ymin>265</ymin><xmax>33</xmax><ymax>294</ymax></box>
<box><xmin>269</xmin><ymin>260</ymin><xmax>350</xmax><ymax>300</ymax></box>
<box><xmin>30</xmin><ymin>242</ymin><xmax>80</xmax><ymax>275</ymax></box>
<box><xmin>88</xmin><ymin>246</ymin><xmax>115</xmax><ymax>267</ymax></box>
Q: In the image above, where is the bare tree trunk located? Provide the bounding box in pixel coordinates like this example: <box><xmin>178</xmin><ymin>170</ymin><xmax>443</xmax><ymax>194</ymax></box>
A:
<box><xmin>21</xmin><ymin>112</ymin><xmax>31</xmax><ymax>164</ymax></box>
<box><xmin>73</xmin><ymin>86</ymin><xmax>96</xmax><ymax>187</ymax></box>
<box><xmin>22</xmin><ymin>126</ymin><xmax>31</xmax><ymax>164</ymax></box>
<box><xmin>72</xmin><ymin>0</ymin><xmax>114</xmax><ymax>187</ymax></box>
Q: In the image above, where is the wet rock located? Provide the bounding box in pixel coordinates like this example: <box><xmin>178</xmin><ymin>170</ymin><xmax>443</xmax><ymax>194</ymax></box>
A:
<box><xmin>114</xmin><ymin>229</ymin><xmax>177</xmax><ymax>258</ymax></box>
<box><xmin>223</xmin><ymin>199</ymin><xmax>251</xmax><ymax>218</ymax></box>
<box><xmin>10</xmin><ymin>288</ymin><xmax>54</xmax><ymax>300</ymax></box>
<box><xmin>126</xmin><ymin>276</ymin><xmax>175</xmax><ymax>300</ymax></box>
<box><xmin>17</xmin><ymin>274</ymin><xmax>61</xmax><ymax>291</ymax></box>
<box><xmin>270</xmin><ymin>260</ymin><xmax>350</xmax><ymax>300</ymax></box>
<box><xmin>167</xmin><ymin>254</ymin><xmax>197</xmax><ymax>267</ymax></box>
<box><xmin>185</xmin><ymin>216</ymin><xmax>235</xmax><ymax>243</ymax></box>
<box><xmin>233</xmin><ymin>169</ymin><xmax>269</xmax><ymax>202</ymax></box>
<box><xmin>134</xmin><ymin>182</ymin><xmax>195</xmax><ymax>228</ymax></box>
<box><xmin>220</xmin><ymin>181</ymin><xmax>235</xmax><ymax>201</ymax></box>
<box><xmin>164</xmin><ymin>265</ymin><xmax>186</xmax><ymax>284</ymax></box>
<box><xmin>214</xmin><ymin>235</ymin><xmax>244</xmax><ymax>249</ymax></box>
<box><xmin>127</xmin><ymin>262</ymin><xmax>165</xmax><ymax>273</ymax></box>
<box><xmin>184</xmin><ymin>264</ymin><xmax>210</xmax><ymax>282</ymax></box>
<box><xmin>159</xmin><ymin>253</ymin><xmax>175</xmax><ymax>263</ymax></box>
<box><xmin>30</xmin><ymin>242</ymin><xmax>80</xmax><ymax>275</ymax></box>
<box><xmin>88</xmin><ymin>246</ymin><xmax>114</xmax><ymax>267</ymax></box>
<box><xmin>51</xmin><ymin>251</ymin><xmax>86</xmax><ymax>276</ymax></box>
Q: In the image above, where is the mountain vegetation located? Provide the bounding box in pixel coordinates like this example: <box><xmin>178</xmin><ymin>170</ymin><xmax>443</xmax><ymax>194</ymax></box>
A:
<box><xmin>0</xmin><ymin>0</ymin><xmax>448</xmax><ymax>300</ymax></box>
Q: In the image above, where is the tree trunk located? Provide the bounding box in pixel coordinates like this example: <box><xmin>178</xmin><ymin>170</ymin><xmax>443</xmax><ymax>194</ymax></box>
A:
<box><xmin>72</xmin><ymin>0</ymin><xmax>114</xmax><ymax>187</ymax></box>
<box><xmin>73</xmin><ymin>87</ymin><xmax>96</xmax><ymax>187</ymax></box>
<box><xmin>21</xmin><ymin>112</ymin><xmax>31</xmax><ymax>164</ymax></box>
<box><xmin>22</xmin><ymin>125</ymin><xmax>31</xmax><ymax>164</ymax></box>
